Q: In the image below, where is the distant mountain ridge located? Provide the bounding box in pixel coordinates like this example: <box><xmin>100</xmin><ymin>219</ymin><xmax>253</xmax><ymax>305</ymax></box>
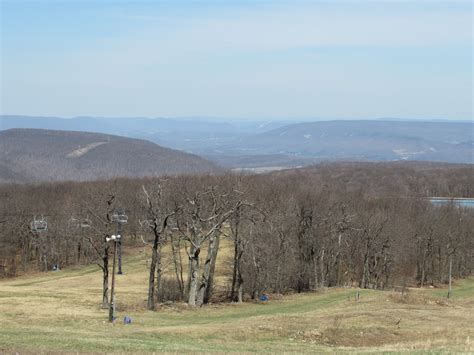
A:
<box><xmin>1</xmin><ymin>116</ymin><xmax>472</xmax><ymax>168</ymax></box>
<box><xmin>0</xmin><ymin>115</ymin><xmax>291</xmax><ymax>155</ymax></box>
<box><xmin>220</xmin><ymin>120</ymin><xmax>473</xmax><ymax>165</ymax></box>
<box><xmin>0</xmin><ymin>128</ymin><xmax>220</xmax><ymax>184</ymax></box>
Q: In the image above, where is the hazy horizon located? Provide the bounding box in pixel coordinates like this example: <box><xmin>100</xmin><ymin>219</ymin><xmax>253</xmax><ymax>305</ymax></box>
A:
<box><xmin>1</xmin><ymin>0</ymin><xmax>472</xmax><ymax>120</ymax></box>
<box><xmin>1</xmin><ymin>115</ymin><xmax>473</xmax><ymax>124</ymax></box>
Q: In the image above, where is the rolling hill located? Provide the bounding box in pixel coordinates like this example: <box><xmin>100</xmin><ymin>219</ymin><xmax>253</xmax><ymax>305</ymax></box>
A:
<box><xmin>0</xmin><ymin>129</ymin><xmax>220</xmax><ymax>184</ymax></box>
<box><xmin>0</xmin><ymin>115</ymin><xmax>290</xmax><ymax>153</ymax></box>
<box><xmin>224</xmin><ymin>120</ymin><xmax>474</xmax><ymax>164</ymax></box>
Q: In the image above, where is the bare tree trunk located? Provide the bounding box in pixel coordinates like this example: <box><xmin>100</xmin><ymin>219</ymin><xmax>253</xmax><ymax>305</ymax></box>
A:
<box><xmin>237</xmin><ymin>259</ymin><xmax>244</xmax><ymax>303</ymax></box>
<box><xmin>77</xmin><ymin>241</ymin><xmax>81</xmax><ymax>263</ymax></box>
<box><xmin>101</xmin><ymin>251</ymin><xmax>109</xmax><ymax>309</ymax></box>
<box><xmin>177</xmin><ymin>241</ymin><xmax>185</xmax><ymax>295</ymax></box>
<box><xmin>0</xmin><ymin>259</ymin><xmax>4</xmax><ymax>277</ymax></box>
<box><xmin>312</xmin><ymin>253</ymin><xmax>319</xmax><ymax>289</ymax></box>
<box><xmin>196</xmin><ymin>232</ymin><xmax>219</xmax><ymax>306</ymax></box>
<box><xmin>275</xmin><ymin>232</ymin><xmax>285</xmax><ymax>293</ymax></box>
<box><xmin>319</xmin><ymin>248</ymin><xmax>325</xmax><ymax>288</ymax></box>
<box><xmin>147</xmin><ymin>240</ymin><xmax>158</xmax><ymax>310</ymax></box>
<box><xmin>141</xmin><ymin>184</ymin><xmax>176</xmax><ymax>305</ymax></box>
<box><xmin>9</xmin><ymin>257</ymin><xmax>16</xmax><ymax>276</ymax></box>
<box><xmin>335</xmin><ymin>233</ymin><xmax>342</xmax><ymax>286</ymax></box>
<box><xmin>204</xmin><ymin>234</ymin><xmax>220</xmax><ymax>304</ymax></box>
<box><xmin>447</xmin><ymin>254</ymin><xmax>452</xmax><ymax>299</ymax></box>
<box><xmin>230</xmin><ymin>207</ymin><xmax>246</xmax><ymax>302</ymax></box>
<box><xmin>361</xmin><ymin>234</ymin><xmax>371</xmax><ymax>289</ymax></box>
<box><xmin>187</xmin><ymin>244</ymin><xmax>200</xmax><ymax>306</ymax></box>
<box><xmin>231</xmin><ymin>237</ymin><xmax>239</xmax><ymax>301</ymax></box>
<box><xmin>230</xmin><ymin>215</ymin><xmax>241</xmax><ymax>302</ymax></box>
<box><xmin>56</xmin><ymin>235</ymin><xmax>62</xmax><ymax>269</ymax></box>
<box><xmin>65</xmin><ymin>237</ymin><xmax>69</xmax><ymax>266</ymax></box>
<box><xmin>155</xmin><ymin>244</ymin><xmax>163</xmax><ymax>303</ymax></box>
<box><xmin>251</xmin><ymin>248</ymin><xmax>261</xmax><ymax>299</ymax></box>
<box><xmin>437</xmin><ymin>246</ymin><xmax>442</xmax><ymax>283</ymax></box>
<box><xmin>420</xmin><ymin>249</ymin><xmax>426</xmax><ymax>288</ymax></box>
<box><xmin>186</xmin><ymin>260</ymin><xmax>191</xmax><ymax>299</ymax></box>
<box><xmin>21</xmin><ymin>235</ymin><xmax>30</xmax><ymax>272</ymax></box>
<box><xmin>42</xmin><ymin>241</ymin><xmax>48</xmax><ymax>272</ymax></box>
<box><xmin>171</xmin><ymin>236</ymin><xmax>184</xmax><ymax>299</ymax></box>
<box><xmin>235</xmin><ymin>241</ymin><xmax>245</xmax><ymax>303</ymax></box>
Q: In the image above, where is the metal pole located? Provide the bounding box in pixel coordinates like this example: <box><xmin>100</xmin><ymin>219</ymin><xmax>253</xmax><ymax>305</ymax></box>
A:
<box><xmin>117</xmin><ymin>222</ymin><xmax>123</xmax><ymax>275</ymax></box>
<box><xmin>109</xmin><ymin>240</ymin><xmax>117</xmax><ymax>322</ymax></box>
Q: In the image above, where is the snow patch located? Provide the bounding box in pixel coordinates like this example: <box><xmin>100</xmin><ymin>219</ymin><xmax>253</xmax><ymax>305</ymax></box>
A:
<box><xmin>392</xmin><ymin>148</ymin><xmax>427</xmax><ymax>159</ymax></box>
<box><xmin>67</xmin><ymin>142</ymin><xmax>108</xmax><ymax>158</ymax></box>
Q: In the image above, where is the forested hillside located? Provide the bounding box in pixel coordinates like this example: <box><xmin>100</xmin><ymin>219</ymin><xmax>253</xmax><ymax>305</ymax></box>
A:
<box><xmin>228</xmin><ymin>120</ymin><xmax>473</xmax><ymax>164</ymax></box>
<box><xmin>3</xmin><ymin>116</ymin><xmax>472</xmax><ymax>168</ymax></box>
<box><xmin>0</xmin><ymin>129</ymin><xmax>220</xmax><ymax>183</ymax></box>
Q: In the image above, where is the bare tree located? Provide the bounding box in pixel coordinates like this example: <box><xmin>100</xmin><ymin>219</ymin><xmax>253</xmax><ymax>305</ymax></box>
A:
<box><xmin>176</xmin><ymin>185</ymin><xmax>244</xmax><ymax>306</ymax></box>
<box><xmin>140</xmin><ymin>182</ymin><xmax>179</xmax><ymax>310</ymax></box>
<box><xmin>81</xmin><ymin>189</ymin><xmax>117</xmax><ymax>308</ymax></box>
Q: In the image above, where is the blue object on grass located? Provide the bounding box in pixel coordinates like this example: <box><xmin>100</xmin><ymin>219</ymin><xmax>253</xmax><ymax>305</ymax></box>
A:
<box><xmin>259</xmin><ymin>294</ymin><xmax>269</xmax><ymax>302</ymax></box>
<box><xmin>124</xmin><ymin>316</ymin><xmax>132</xmax><ymax>324</ymax></box>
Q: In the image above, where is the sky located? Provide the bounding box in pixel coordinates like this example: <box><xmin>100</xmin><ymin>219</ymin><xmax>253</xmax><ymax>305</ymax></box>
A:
<box><xmin>0</xmin><ymin>0</ymin><xmax>472</xmax><ymax>120</ymax></box>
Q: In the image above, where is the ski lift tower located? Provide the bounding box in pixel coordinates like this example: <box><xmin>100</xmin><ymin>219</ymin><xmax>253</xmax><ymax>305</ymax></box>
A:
<box><xmin>30</xmin><ymin>216</ymin><xmax>48</xmax><ymax>270</ymax></box>
<box><xmin>106</xmin><ymin>234</ymin><xmax>121</xmax><ymax>322</ymax></box>
<box><xmin>112</xmin><ymin>208</ymin><xmax>128</xmax><ymax>274</ymax></box>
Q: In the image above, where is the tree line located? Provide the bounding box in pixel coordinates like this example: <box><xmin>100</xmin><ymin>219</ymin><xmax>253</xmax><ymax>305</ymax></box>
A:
<box><xmin>0</xmin><ymin>162</ymin><xmax>472</xmax><ymax>309</ymax></box>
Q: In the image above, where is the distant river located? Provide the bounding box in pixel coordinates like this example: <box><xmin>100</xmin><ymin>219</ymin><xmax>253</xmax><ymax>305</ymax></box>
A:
<box><xmin>429</xmin><ymin>198</ymin><xmax>474</xmax><ymax>208</ymax></box>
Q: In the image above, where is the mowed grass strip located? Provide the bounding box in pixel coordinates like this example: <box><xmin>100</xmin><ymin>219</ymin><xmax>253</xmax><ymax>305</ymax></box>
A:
<box><xmin>0</xmin><ymin>247</ymin><xmax>473</xmax><ymax>353</ymax></box>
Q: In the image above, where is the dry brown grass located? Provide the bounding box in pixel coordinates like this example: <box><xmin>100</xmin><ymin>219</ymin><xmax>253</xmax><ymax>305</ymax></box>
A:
<box><xmin>0</xmin><ymin>243</ymin><xmax>473</xmax><ymax>353</ymax></box>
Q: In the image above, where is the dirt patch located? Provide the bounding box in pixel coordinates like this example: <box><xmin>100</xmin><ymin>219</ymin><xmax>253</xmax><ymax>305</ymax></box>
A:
<box><xmin>327</xmin><ymin>327</ymin><xmax>400</xmax><ymax>347</ymax></box>
<box><xmin>388</xmin><ymin>291</ymin><xmax>450</xmax><ymax>306</ymax></box>
<box><xmin>292</xmin><ymin>326</ymin><xmax>400</xmax><ymax>347</ymax></box>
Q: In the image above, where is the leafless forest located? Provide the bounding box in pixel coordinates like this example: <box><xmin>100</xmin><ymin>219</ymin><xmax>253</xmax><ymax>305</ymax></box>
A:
<box><xmin>0</xmin><ymin>162</ymin><xmax>472</xmax><ymax>309</ymax></box>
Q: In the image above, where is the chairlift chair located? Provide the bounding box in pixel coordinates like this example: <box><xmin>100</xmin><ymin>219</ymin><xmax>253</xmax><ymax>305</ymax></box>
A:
<box><xmin>68</xmin><ymin>217</ymin><xmax>79</xmax><ymax>229</ymax></box>
<box><xmin>80</xmin><ymin>217</ymin><xmax>92</xmax><ymax>228</ymax></box>
<box><xmin>31</xmin><ymin>216</ymin><xmax>48</xmax><ymax>233</ymax></box>
<box><xmin>112</xmin><ymin>210</ymin><xmax>128</xmax><ymax>224</ymax></box>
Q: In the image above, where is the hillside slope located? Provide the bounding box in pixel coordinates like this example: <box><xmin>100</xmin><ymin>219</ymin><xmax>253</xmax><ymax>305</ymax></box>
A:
<box><xmin>0</xmin><ymin>247</ymin><xmax>472</xmax><ymax>353</ymax></box>
<box><xmin>2</xmin><ymin>117</ymin><xmax>472</xmax><ymax>167</ymax></box>
<box><xmin>229</xmin><ymin>120</ymin><xmax>473</xmax><ymax>164</ymax></box>
<box><xmin>0</xmin><ymin>129</ymin><xmax>220</xmax><ymax>184</ymax></box>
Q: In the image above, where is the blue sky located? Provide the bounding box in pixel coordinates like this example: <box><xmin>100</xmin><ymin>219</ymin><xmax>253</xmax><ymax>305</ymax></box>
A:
<box><xmin>0</xmin><ymin>0</ymin><xmax>472</xmax><ymax>120</ymax></box>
